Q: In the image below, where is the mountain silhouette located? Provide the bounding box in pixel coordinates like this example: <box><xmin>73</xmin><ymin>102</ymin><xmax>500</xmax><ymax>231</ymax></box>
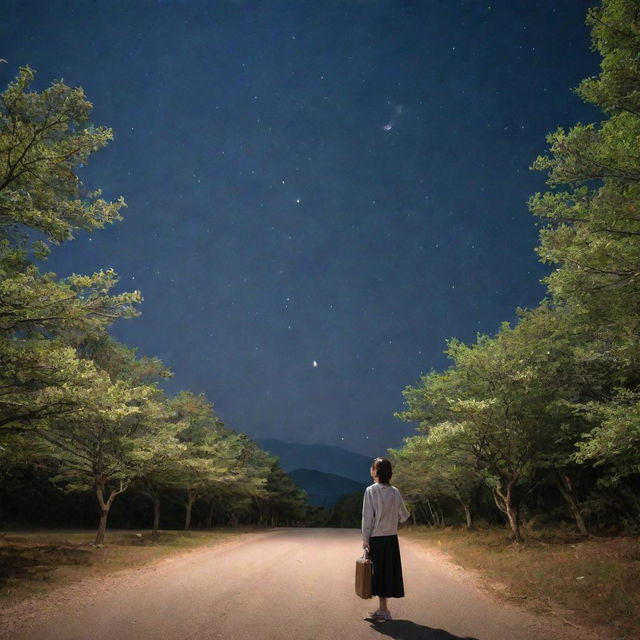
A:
<box><xmin>288</xmin><ymin>468</ymin><xmax>367</xmax><ymax>507</ymax></box>
<box><xmin>257</xmin><ymin>439</ymin><xmax>372</xmax><ymax>485</ymax></box>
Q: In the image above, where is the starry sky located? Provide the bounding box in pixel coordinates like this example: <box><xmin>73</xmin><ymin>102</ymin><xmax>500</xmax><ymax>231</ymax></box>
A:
<box><xmin>2</xmin><ymin>0</ymin><xmax>600</xmax><ymax>457</ymax></box>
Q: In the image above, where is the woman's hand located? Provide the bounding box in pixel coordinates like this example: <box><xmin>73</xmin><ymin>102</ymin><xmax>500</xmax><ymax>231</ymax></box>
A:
<box><xmin>362</xmin><ymin>542</ymin><xmax>370</xmax><ymax>553</ymax></box>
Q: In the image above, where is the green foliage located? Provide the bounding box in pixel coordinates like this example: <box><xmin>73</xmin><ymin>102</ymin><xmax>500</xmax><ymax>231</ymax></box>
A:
<box><xmin>0</xmin><ymin>66</ymin><xmax>124</xmax><ymax>252</ymax></box>
<box><xmin>391</xmin><ymin>428</ymin><xmax>483</xmax><ymax>526</ymax></box>
<box><xmin>396</xmin><ymin>309</ymin><xmax>578</xmax><ymax>539</ymax></box>
<box><xmin>575</xmin><ymin>389</ymin><xmax>640</xmax><ymax>482</ymax></box>
<box><xmin>396</xmin><ymin>0</ymin><xmax>640</xmax><ymax>538</ymax></box>
<box><xmin>258</xmin><ymin>461</ymin><xmax>308</xmax><ymax>526</ymax></box>
<box><xmin>528</xmin><ymin>0</ymin><xmax>640</xmax><ymax>358</ymax></box>
<box><xmin>43</xmin><ymin>336</ymin><xmax>172</xmax><ymax>503</ymax></box>
<box><xmin>0</xmin><ymin>335</ymin><xmax>103</xmax><ymax>430</ymax></box>
<box><xmin>327</xmin><ymin>490</ymin><xmax>363</xmax><ymax>527</ymax></box>
<box><xmin>528</xmin><ymin>0</ymin><xmax>640</xmax><ymax>490</ymax></box>
<box><xmin>0</xmin><ymin>67</ymin><xmax>142</xmax><ymax>445</ymax></box>
<box><xmin>0</xmin><ymin>65</ymin><xmax>289</xmax><ymax>539</ymax></box>
<box><xmin>47</xmin><ymin>376</ymin><xmax>161</xmax><ymax>492</ymax></box>
<box><xmin>0</xmin><ymin>251</ymin><xmax>141</xmax><ymax>340</ymax></box>
<box><xmin>168</xmin><ymin>392</ymin><xmax>239</xmax><ymax>493</ymax></box>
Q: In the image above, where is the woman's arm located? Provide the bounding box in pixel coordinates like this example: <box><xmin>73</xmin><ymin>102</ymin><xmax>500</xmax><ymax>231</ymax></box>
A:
<box><xmin>361</xmin><ymin>487</ymin><xmax>374</xmax><ymax>549</ymax></box>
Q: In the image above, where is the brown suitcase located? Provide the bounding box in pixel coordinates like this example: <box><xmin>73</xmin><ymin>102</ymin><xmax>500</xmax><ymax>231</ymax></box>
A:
<box><xmin>355</xmin><ymin>552</ymin><xmax>372</xmax><ymax>599</ymax></box>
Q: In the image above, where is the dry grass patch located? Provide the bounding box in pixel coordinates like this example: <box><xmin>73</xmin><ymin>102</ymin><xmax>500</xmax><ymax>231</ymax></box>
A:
<box><xmin>0</xmin><ymin>528</ymin><xmax>251</xmax><ymax>604</ymax></box>
<box><xmin>400</xmin><ymin>525</ymin><xmax>640</xmax><ymax>640</ymax></box>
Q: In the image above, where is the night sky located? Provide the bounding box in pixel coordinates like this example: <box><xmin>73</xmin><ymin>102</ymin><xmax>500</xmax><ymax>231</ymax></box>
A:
<box><xmin>2</xmin><ymin>1</ymin><xmax>600</xmax><ymax>457</ymax></box>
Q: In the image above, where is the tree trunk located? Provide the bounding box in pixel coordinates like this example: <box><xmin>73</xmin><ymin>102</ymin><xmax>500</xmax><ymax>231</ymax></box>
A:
<box><xmin>184</xmin><ymin>490</ymin><xmax>197</xmax><ymax>530</ymax></box>
<box><xmin>556</xmin><ymin>472</ymin><xmax>589</xmax><ymax>536</ymax></box>
<box><xmin>454</xmin><ymin>488</ymin><xmax>473</xmax><ymax>529</ymax></box>
<box><xmin>206</xmin><ymin>501</ymin><xmax>215</xmax><ymax>529</ymax></box>
<box><xmin>152</xmin><ymin>494</ymin><xmax>161</xmax><ymax>536</ymax></box>
<box><xmin>493</xmin><ymin>482</ymin><xmax>522</xmax><ymax>542</ymax></box>
<box><xmin>96</xmin><ymin>507</ymin><xmax>109</xmax><ymax>546</ymax></box>
<box><xmin>463</xmin><ymin>503</ymin><xmax>472</xmax><ymax>530</ymax></box>
<box><xmin>506</xmin><ymin>502</ymin><xmax>521</xmax><ymax>542</ymax></box>
<box><xmin>94</xmin><ymin>479</ymin><xmax>127</xmax><ymax>546</ymax></box>
<box><xmin>418</xmin><ymin>500</ymin><xmax>431</xmax><ymax>526</ymax></box>
<box><xmin>425</xmin><ymin>499</ymin><xmax>437</xmax><ymax>527</ymax></box>
<box><xmin>253</xmin><ymin>496</ymin><xmax>263</xmax><ymax>525</ymax></box>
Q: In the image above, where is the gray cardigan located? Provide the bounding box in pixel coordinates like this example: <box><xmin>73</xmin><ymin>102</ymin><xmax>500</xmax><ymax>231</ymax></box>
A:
<box><xmin>361</xmin><ymin>482</ymin><xmax>410</xmax><ymax>543</ymax></box>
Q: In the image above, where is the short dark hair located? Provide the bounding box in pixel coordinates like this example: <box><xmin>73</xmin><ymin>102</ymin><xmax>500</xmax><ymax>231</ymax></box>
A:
<box><xmin>372</xmin><ymin>457</ymin><xmax>392</xmax><ymax>484</ymax></box>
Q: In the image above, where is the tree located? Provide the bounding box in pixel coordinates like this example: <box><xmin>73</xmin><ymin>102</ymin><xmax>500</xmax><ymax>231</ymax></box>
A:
<box><xmin>0</xmin><ymin>66</ymin><xmax>124</xmax><ymax>256</ymax></box>
<box><xmin>527</xmin><ymin>0</ymin><xmax>640</xmax><ymax>527</ymax></box>
<box><xmin>327</xmin><ymin>490</ymin><xmax>363</xmax><ymax>528</ymax></box>
<box><xmin>0</xmin><ymin>248</ymin><xmax>140</xmax><ymax>342</ymax></box>
<box><xmin>529</xmin><ymin>0</ymin><xmax>640</xmax><ymax>372</ymax></box>
<box><xmin>38</xmin><ymin>330</ymin><xmax>173</xmax><ymax>544</ymax></box>
<box><xmin>0</xmin><ymin>337</ymin><xmax>102</xmax><ymax>432</ymax></box>
<box><xmin>257</xmin><ymin>462</ymin><xmax>308</xmax><ymax>527</ymax></box>
<box><xmin>515</xmin><ymin>306</ymin><xmax>597</xmax><ymax>536</ymax></box>
<box><xmin>392</xmin><ymin>0</ymin><xmax>640</xmax><ymax>538</ymax></box>
<box><xmin>0</xmin><ymin>66</ymin><xmax>275</xmax><ymax>539</ymax></box>
<box><xmin>391</xmin><ymin>429</ymin><xmax>484</xmax><ymax>530</ymax></box>
<box><xmin>389</xmin><ymin>436</ymin><xmax>442</xmax><ymax>527</ymax></box>
<box><xmin>211</xmin><ymin>434</ymin><xmax>273</xmax><ymax>526</ymax></box>
<box><xmin>0</xmin><ymin>266</ymin><xmax>142</xmax><ymax>444</ymax></box>
<box><xmin>166</xmin><ymin>392</ymin><xmax>246</xmax><ymax>530</ymax></box>
<box><xmin>398</xmin><ymin>310</ymin><xmax>576</xmax><ymax>541</ymax></box>
<box><xmin>131</xmin><ymin>400</ymin><xmax>273</xmax><ymax>534</ymax></box>
<box><xmin>130</xmin><ymin>393</ymin><xmax>186</xmax><ymax>536</ymax></box>
<box><xmin>44</xmin><ymin>371</ymin><xmax>162</xmax><ymax>545</ymax></box>
<box><xmin>574</xmin><ymin>389</ymin><xmax>640</xmax><ymax>520</ymax></box>
<box><xmin>0</xmin><ymin>66</ymin><xmax>140</xmax><ymax>462</ymax></box>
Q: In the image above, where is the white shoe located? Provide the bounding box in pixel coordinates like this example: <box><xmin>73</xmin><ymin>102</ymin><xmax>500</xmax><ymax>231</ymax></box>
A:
<box><xmin>369</xmin><ymin>609</ymin><xmax>392</xmax><ymax>622</ymax></box>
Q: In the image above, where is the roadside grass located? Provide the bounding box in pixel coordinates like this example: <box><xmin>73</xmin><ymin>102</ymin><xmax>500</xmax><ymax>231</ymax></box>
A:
<box><xmin>0</xmin><ymin>528</ymin><xmax>254</xmax><ymax>604</ymax></box>
<box><xmin>400</xmin><ymin>525</ymin><xmax>640</xmax><ymax>640</ymax></box>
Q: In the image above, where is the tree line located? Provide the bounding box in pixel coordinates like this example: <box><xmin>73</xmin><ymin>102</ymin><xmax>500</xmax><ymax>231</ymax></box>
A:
<box><xmin>0</xmin><ymin>66</ymin><xmax>308</xmax><ymax>544</ymax></box>
<box><xmin>390</xmin><ymin>0</ymin><xmax>640</xmax><ymax>542</ymax></box>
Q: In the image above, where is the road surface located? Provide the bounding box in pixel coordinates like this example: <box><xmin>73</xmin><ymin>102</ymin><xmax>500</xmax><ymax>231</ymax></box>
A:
<box><xmin>1</xmin><ymin>528</ymin><xmax>604</xmax><ymax>640</ymax></box>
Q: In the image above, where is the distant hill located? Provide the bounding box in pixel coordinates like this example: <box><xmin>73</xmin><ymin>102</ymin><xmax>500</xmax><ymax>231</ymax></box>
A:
<box><xmin>288</xmin><ymin>468</ymin><xmax>367</xmax><ymax>507</ymax></box>
<box><xmin>256</xmin><ymin>439</ymin><xmax>372</xmax><ymax>485</ymax></box>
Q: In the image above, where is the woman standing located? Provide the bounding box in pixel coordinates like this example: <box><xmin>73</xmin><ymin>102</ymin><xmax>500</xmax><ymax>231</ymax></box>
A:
<box><xmin>362</xmin><ymin>457</ymin><xmax>410</xmax><ymax>622</ymax></box>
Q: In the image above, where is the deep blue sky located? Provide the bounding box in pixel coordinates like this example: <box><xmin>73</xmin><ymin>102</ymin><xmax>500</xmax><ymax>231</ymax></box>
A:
<box><xmin>2</xmin><ymin>0</ymin><xmax>600</xmax><ymax>456</ymax></box>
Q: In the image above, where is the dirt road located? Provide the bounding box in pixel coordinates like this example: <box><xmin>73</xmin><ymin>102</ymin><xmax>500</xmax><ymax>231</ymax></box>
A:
<box><xmin>1</xmin><ymin>528</ymin><xmax>604</xmax><ymax>640</ymax></box>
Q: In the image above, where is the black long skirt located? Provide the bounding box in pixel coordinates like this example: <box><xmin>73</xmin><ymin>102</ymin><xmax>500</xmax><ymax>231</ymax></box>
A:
<box><xmin>369</xmin><ymin>534</ymin><xmax>405</xmax><ymax>598</ymax></box>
